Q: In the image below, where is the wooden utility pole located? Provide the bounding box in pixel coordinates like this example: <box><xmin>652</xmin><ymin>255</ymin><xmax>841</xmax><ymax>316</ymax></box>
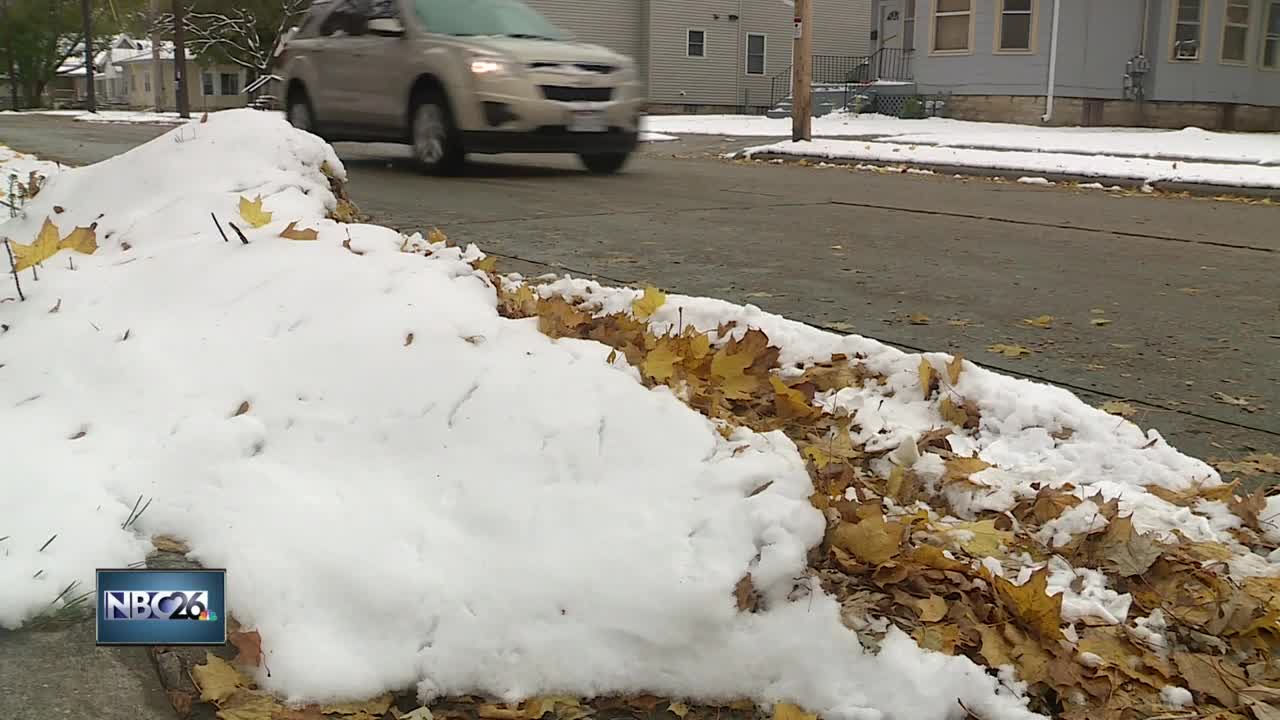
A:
<box><xmin>1</xmin><ymin>0</ymin><xmax>19</xmax><ymax>110</ymax></box>
<box><xmin>791</xmin><ymin>0</ymin><xmax>813</xmax><ymax>141</ymax></box>
<box><xmin>150</xmin><ymin>0</ymin><xmax>165</xmax><ymax>111</ymax></box>
<box><xmin>80</xmin><ymin>0</ymin><xmax>97</xmax><ymax>113</ymax></box>
<box><xmin>172</xmin><ymin>0</ymin><xmax>190</xmax><ymax>118</ymax></box>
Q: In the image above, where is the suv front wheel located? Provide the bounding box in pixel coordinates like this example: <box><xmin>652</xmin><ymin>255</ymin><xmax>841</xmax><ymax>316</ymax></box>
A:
<box><xmin>411</xmin><ymin>93</ymin><xmax>465</xmax><ymax>175</ymax></box>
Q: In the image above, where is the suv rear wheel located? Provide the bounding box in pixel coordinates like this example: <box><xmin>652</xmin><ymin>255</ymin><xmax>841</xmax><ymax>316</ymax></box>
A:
<box><xmin>579</xmin><ymin>152</ymin><xmax>631</xmax><ymax>175</ymax></box>
<box><xmin>411</xmin><ymin>92</ymin><xmax>465</xmax><ymax>176</ymax></box>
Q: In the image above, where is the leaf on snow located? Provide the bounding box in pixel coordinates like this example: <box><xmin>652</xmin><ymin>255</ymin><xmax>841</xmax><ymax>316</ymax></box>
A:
<box><xmin>943</xmin><ymin>457</ymin><xmax>991</xmax><ymax>487</ymax></box>
<box><xmin>919</xmin><ymin>358</ymin><xmax>938</xmax><ymax>399</ymax></box>
<box><xmin>9</xmin><ymin>218</ymin><xmax>62</xmax><ymax>271</ymax></box>
<box><xmin>238</xmin><ymin>196</ymin><xmax>273</xmax><ymax>229</ymax></box>
<box><xmin>939</xmin><ymin>396</ymin><xmax>970</xmax><ymax>427</ymax></box>
<box><xmin>772</xmin><ymin>704</ymin><xmax>817</xmax><ymax>720</ymax></box>
<box><xmin>279</xmin><ymin>222</ymin><xmax>319</xmax><ymax>241</ymax></box>
<box><xmin>946</xmin><ymin>354</ymin><xmax>964</xmax><ymax>385</ymax></box>
<box><xmin>59</xmin><ymin>224</ymin><xmax>99</xmax><ymax>255</ymax></box>
<box><xmin>631</xmin><ymin>286</ymin><xmax>666</xmax><ymax>321</ymax></box>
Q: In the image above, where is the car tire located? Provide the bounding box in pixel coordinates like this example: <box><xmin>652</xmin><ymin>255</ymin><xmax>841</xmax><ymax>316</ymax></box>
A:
<box><xmin>579</xmin><ymin>152</ymin><xmax>631</xmax><ymax>175</ymax></box>
<box><xmin>411</xmin><ymin>91</ymin><xmax>465</xmax><ymax>176</ymax></box>
<box><xmin>287</xmin><ymin>90</ymin><xmax>319</xmax><ymax>137</ymax></box>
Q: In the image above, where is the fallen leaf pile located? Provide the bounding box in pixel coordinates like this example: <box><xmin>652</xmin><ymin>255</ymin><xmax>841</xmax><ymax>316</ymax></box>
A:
<box><xmin>189</xmin><ymin>238</ymin><xmax>1279</xmax><ymax>720</ymax></box>
<box><xmin>478</xmin><ymin>263</ymin><xmax>1280</xmax><ymax>720</ymax></box>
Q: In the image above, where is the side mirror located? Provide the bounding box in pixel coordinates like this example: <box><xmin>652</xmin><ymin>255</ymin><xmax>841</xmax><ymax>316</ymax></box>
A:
<box><xmin>367</xmin><ymin>18</ymin><xmax>405</xmax><ymax>36</ymax></box>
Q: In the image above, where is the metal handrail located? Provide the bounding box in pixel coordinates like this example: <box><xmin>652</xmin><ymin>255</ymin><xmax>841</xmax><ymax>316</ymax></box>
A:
<box><xmin>768</xmin><ymin>48</ymin><xmax>914</xmax><ymax>108</ymax></box>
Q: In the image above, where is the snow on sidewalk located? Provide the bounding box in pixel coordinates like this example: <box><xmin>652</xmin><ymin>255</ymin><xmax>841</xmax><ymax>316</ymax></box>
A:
<box><xmin>645</xmin><ymin>113</ymin><xmax>1280</xmax><ymax>166</ymax></box>
<box><xmin>735</xmin><ymin>138</ymin><xmax>1280</xmax><ymax>189</ymax></box>
<box><xmin>0</xmin><ymin>109</ymin><xmax>1041</xmax><ymax>720</ymax></box>
<box><xmin>0</xmin><ymin>109</ymin><xmax>186</xmax><ymax>125</ymax></box>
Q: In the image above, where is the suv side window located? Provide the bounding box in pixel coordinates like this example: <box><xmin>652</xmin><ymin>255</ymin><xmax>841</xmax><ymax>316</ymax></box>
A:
<box><xmin>319</xmin><ymin>0</ymin><xmax>369</xmax><ymax>36</ymax></box>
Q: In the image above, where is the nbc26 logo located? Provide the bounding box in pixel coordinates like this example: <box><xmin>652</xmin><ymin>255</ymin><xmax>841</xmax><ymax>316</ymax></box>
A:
<box><xmin>103</xmin><ymin>590</ymin><xmax>217</xmax><ymax>621</ymax></box>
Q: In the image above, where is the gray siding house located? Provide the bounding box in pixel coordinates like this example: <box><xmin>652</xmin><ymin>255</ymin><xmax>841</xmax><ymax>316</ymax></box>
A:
<box><xmin>526</xmin><ymin>0</ymin><xmax>873</xmax><ymax>111</ymax></box>
<box><xmin>872</xmin><ymin>0</ymin><xmax>1280</xmax><ymax>130</ymax></box>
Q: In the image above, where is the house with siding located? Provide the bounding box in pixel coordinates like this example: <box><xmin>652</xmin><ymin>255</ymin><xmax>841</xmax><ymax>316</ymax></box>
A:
<box><xmin>115</xmin><ymin>46</ymin><xmax>251</xmax><ymax>113</ymax></box>
<box><xmin>525</xmin><ymin>0</ymin><xmax>873</xmax><ymax>112</ymax></box>
<box><xmin>871</xmin><ymin>0</ymin><xmax>1280</xmax><ymax>130</ymax></box>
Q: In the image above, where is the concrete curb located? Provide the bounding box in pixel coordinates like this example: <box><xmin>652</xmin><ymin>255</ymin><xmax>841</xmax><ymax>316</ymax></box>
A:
<box><xmin>738</xmin><ymin>152</ymin><xmax>1280</xmax><ymax>201</ymax></box>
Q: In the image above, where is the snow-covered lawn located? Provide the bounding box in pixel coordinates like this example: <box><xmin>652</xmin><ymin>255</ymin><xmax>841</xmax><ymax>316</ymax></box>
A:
<box><xmin>736</xmin><ymin>138</ymin><xmax>1280</xmax><ymax>189</ymax></box>
<box><xmin>646</xmin><ymin>113</ymin><xmax>1280</xmax><ymax>167</ymax></box>
<box><xmin>2</xmin><ymin>110</ymin><xmax>1276</xmax><ymax>720</ymax></box>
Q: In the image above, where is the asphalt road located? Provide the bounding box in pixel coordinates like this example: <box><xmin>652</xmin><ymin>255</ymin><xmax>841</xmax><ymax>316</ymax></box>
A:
<box><xmin>2</xmin><ymin>114</ymin><xmax>1277</xmax><ymax>487</ymax></box>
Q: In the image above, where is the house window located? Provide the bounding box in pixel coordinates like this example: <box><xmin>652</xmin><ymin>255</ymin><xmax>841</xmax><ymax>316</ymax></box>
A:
<box><xmin>220</xmin><ymin>72</ymin><xmax>240</xmax><ymax>95</ymax></box>
<box><xmin>1172</xmin><ymin>0</ymin><xmax>1204</xmax><ymax>61</ymax></box>
<box><xmin>932</xmin><ymin>0</ymin><xmax>972</xmax><ymax>53</ymax></box>
<box><xmin>1222</xmin><ymin>0</ymin><xmax>1251</xmax><ymax>64</ymax></box>
<box><xmin>144</xmin><ymin>72</ymin><xmax>151</xmax><ymax>93</ymax></box>
<box><xmin>687</xmin><ymin>30</ymin><xmax>706</xmax><ymax>58</ymax></box>
<box><xmin>1264</xmin><ymin>0</ymin><xmax>1280</xmax><ymax>68</ymax></box>
<box><xmin>997</xmin><ymin>0</ymin><xmax>1034</xmax><ymax>52</ymax></box>
<box><xmin>904</xmin><ymin>0</ymin><xmax>916</xmax><ymax>52</ymax></box>
<box><xmin>202</xmin><ymin>72</ymin><xmax>215</xmax><ymax>96</ymax></box>
<box><xmin>746</xmin><ymin>33</ymin><xmax>766</xmax><ymax>75</ymax></box>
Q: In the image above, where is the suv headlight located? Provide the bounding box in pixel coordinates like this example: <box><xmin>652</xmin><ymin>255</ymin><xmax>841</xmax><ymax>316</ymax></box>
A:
<box><xmin>469</xmin><ymin>52</ymin><xmax>516</xmax><ymax>77</ymax></box>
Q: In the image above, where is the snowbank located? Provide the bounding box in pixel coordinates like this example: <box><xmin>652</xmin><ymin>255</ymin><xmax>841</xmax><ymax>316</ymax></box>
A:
<box><xmin>736</xmin><ymin>138</ymin><xmax>1280</xmax><ymax>189</ymax></box>
<box><xmin>0</xmin><ymin>110</ymin><xmax>1040</xmax><ymax>720</ymax></box>
<box><xmin>645</xmin><ymin>113</ymin><xmax>1280</xmax><ymax>166</ymax></box>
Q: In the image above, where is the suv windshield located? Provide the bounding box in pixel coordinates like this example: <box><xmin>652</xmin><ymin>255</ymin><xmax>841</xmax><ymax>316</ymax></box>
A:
<box><xmin>412</xmin><ymin>0</ymin><xmax>566</xmax><ymax>40</ymax></box>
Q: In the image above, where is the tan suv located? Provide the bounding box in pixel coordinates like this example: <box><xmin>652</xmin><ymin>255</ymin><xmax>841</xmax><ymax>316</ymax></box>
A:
<box><xmin>280</xmin><ymin>0</ymin><xmax>645</xmax><ymax>175</ymax></box>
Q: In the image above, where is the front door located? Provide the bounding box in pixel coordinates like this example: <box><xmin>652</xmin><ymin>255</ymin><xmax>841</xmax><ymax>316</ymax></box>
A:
<box><xmin>880</xmin><ymin>2</ymin><xmax>904</xmax><ymax>51</ymax></box>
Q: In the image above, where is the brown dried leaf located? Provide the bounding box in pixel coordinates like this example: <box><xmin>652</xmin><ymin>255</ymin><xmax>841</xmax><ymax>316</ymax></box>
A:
<box><xmin>1214</xmin><ymin>453</ymin><xmax>1280</xmax><ymax>477</ymax></box>
<box><xmin>151</xmin><ymin>535</ymin><xmax>191</xmax><ymax>554</ymax></box>
<box><xmin>217</xmin><ymin>690</ymin><xmax>283</xmax><ymax>720</ymax></box>
<box><xmin>1030</xmin><ymin>488</ymin><xmax>1082</xmax><ymax>524</ymax></box>
<box><xmin>1230</xmin><ymin>489</ymin><xmax>1269</xmax><ymax>531</ymax></box>
<box><xmin>951</xmin><ymin>519</ymin><xmax>1013</xmax><ymax>557</ymax></box>
<box><xmin>911</xmin><ymin>595</ymin><xmax>950</xmax><ymax>623</ymax></box>
<box><xmin>987</xmin><ymin>343</ymin><xmax>1032</xmax><ymax>358</ymax></box>
<box><xmin>939</xmin><ymin>397</ymin><xmax>970</xmax><ymax>427</ymax></box>
<box><xmin>977</xmin><ymin>625</ymin><xmax>1015</xmax><ymax>668</ymax></box>
<box><xmin>912</xmin><ymin>623</ymin><xmax>960</xmax><ymax>654</ymax></box>
<box><xmin>1174</xmin><ymin>652</ymin><xmax>1248</xmax><ymax>706</ymax></box>
<box><xmin>233</xmin><ymin>401</ymin><xmax>251</xmax><ymax>417</ymax></box>
<box><xmin>320</xmin><ymin>693</ymin><xmax>394</xmax><ymax>716</ymax></box>
<box><xmin>1100</xmin><ymin>515</ymin><xmax>1164</xmax><ymax>577</ymax></box>
<box><xmin>229</xmin><ymin>629</ymin><xmax>264</xmax><ymax>667</ymax></box>
<box><xmin>943</xmin><ymin>457</ymin><xmax>992</xmax><ymax>486</ymax></box>
<box><xmin>191</xmin><ymin>653</ymin><xmax>250</xmax><ymax>704</ymax></box>
<box><xmin>279</xmin><ymin>222</ymin><xmax>319</xmax><ymax>241</ymax></box>
<box><xmin>168</xmin><ymin>689</ymin><xmax>195</xmax><ymax>718</ymax></box>
<box><xmin>734</xmin><ymin>574</ymin><xmax>759</xmax><ymax>612</ymax></box>
<box><xmin>910</xmin><ymin>545</ymin><xmax>974</xmax><ymax>573</ymax></box>
<box><xmin>1099</xmin><ymin>400</ymin><xmax>1136</xmax><ymax>417</ymax></box>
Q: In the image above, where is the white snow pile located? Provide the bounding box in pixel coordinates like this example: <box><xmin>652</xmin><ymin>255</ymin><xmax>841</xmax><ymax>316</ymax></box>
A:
<box><xmin>737</xmin><ymin>139</ymin><xmax>1280</xmax><ymax>190</ymax></box>
<box><xmin>1</xmin><ymin>145</ymin><xmax>64</xmax><ymax>194</ymax></box>
<box><xmin>0</xmin><ymin>110</ymin><xmax>1046</xmax><ymax>720</ymax></box>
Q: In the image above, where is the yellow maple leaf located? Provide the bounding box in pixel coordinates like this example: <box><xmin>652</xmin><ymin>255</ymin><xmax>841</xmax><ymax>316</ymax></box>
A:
<box><xmin>474</xmin><ymin>255</ymin><xmax>498</xmax><ymax>273</ymax></box>
<box><xmin>686</xmin><ymin>331</ymin><xmax>712</xmax><ymax>360</ymax></box>
<box><xmin>58</xmin><ymin>224</ymin><xmax>98</xmax><ymax>255</ymax></box>
<box><xmin>939</xmin><ymin>396</ymin><xmax>969</xmax><ymax>427</ymax></box>
<box><xmin>1022</xmin><ymin>314</ymin><xmax>1054</xmax><ymax>329</ymax></box>
<box><xmin>951</xmin><ymin>519</ymin><xmax>1013</xmax><ymax>557</ymax></box>
<box><xmin>632</xmin><ymin>286</ymin><xmax>666</xmax><ymax>321</ymax></box>
<box><xmin>9</xmin><ymin>218</ymin><xmax>62</xmax><ymax>272</ymax></box>
<box><xmin>994</xmin><ymin>567</ymin><xmax>1064</xmax><ymax>641</ymax></box>
<box><xmin>772</xmin><ymin>703</ymin><xmax>817</xmax><ymax>720</ymax></box>
<box><xmin>831</xmin><ymin>514</ymin><xmax>904</xmax><ymax>565</ymax></box>
<box><xmin>1099</xmin><ymin>400</ymin><xmax>1136</xmax><ymax>417</ymax></box>
<box><xmin>987</xmin><ymin>343</ymin><xmax>1032</xmax><ymax>358</ymax></box>
<box><xmin>215</xmin><ymin>690</ymin><xmax>282</xmax><ymax>720</ymax></box>
<box><xmin>238</xmin><ymin>196</ymin><xmax>273</xmax><ymax>228</ymax></box>
<box><xmin>642</xmin><ymin>339</ymin><xmax>681</xmax><ymax>382</ymax></box>
<box><xmin>919</xmin><ymin>358</ymin><xmax>937</xmax><ymax>399</ymax></box>
<box><xmin>279</xmin><ymin>221</ymin><xmax>319</xmax><ymax>241</ymax></box>
<box><xmin>943</xmin><ymin>456</ymin><xmax>991</xmax><ymax>485</ymax></box>
<box><xmin>946</xmin><ymin>354</ymin><xmax>965</xmax><ymax>385</ymax></box>
<box><xmin>428</xmin><ymin>227</ymin><xmax>448</xmax><ymax>244</ymax></box>
<box><xmin>710</xmin><ymin>345</ymin><xmax>759</xmax><ymax>399</ymax></box>
<box><xmin>191</xmin><ymin>652</ymin><xmax>250</xmax><ymax>704</ymax></box>
<box><xmin>771</xmin><ymin>376</ymin><xmax>817</xmax><ymax>419</ymax></box>
<box><xmin>320</xmin><ymin>693</ymin><xmax>393</xmax><ymax>716</ymax></box>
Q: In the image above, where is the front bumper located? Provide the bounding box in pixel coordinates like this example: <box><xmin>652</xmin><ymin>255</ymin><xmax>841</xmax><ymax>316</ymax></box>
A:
<box><xmin>453</xmin><ymin>72</ymin><xmax>645</xmax><ymax>154</ymax></box>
